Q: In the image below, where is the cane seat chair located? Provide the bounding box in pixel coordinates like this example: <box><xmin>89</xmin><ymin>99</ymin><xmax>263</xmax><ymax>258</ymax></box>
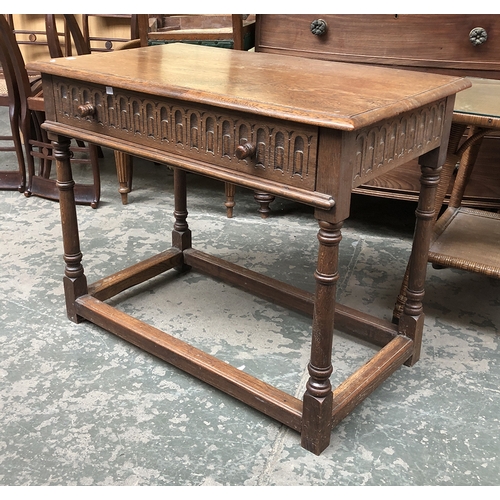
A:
<box><xmin>392</xmin><ymin>78</ymin><xmax>500</xmax><ymax>321</ymax></box>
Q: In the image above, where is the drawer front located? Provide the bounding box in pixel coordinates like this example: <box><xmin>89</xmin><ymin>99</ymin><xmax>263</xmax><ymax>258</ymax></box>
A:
<box><xmin>256</xmin><ymin>14</ymin><xmax>500</xmax><ymax>77</ymax></box>
<box><xmin>52</xmin><ymin>77</ymin><xmax>319</xmax><ymax>191</ymax></box>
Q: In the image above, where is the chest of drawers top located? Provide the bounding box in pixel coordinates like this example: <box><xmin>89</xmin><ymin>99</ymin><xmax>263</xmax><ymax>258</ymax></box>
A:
<box><xmin>29</xmin><ymin>43</ymin><xmax>468</xmax><ymax>132</ymax></box>
<box><xmin>255</xmin><ymin>14</ymin><xmax>500</xmax><ymax>79</ymax></box>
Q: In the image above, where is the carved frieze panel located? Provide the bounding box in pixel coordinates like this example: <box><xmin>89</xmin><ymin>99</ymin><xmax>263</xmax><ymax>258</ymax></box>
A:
<box><xmin>351</xmin><ymin>99</ymin><xmax>447</xmax><ymax>185</ymax></box>
<box><xmin>52</xmin><ymin>79</ymin><xmax>319</xmax><ymax>190</ymax></box>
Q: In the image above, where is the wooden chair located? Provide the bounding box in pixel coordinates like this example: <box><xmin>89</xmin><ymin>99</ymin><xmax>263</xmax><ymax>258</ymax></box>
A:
<box><xmin>0</xmin><ymin>20</ymin><xmax>27</xmax><ymax>193</ymax></box>
<box><xmin>1</xmin><ymin>13</ymin><xmax>54</xmax><ymax>192</ymax></box>
<box><xmin>81</xmin><ymin>14</ymin><xmax>145</xmax><ymax>52</ymax></box>
<box><xmin>146</xmin><ymin>14</ymin><xmax>255</xmax><ymax>51</ymax></box>
<box><xmin>4</xmin><ymin>14</ymin><xmax>72</xmax><ymax>68</ymax></box>
<box><xmin>45</xmin><ymin>14</ymin><xmax>87</xmax><ymax>57</ymax></box>
<box><xmin>0</xmin><ymin>14</ymin><xmax>101</xmax><ymax>207</ymax></box>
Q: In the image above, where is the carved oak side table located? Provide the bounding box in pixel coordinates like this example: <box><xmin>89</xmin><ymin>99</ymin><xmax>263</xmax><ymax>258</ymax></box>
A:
<box><xmin>28</xmin><ymin>43</ymin><xmax>469</xmax><ymax>455</ymax></box>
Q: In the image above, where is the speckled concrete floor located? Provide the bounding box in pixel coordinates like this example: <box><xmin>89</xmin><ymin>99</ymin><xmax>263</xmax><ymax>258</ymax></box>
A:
<box><xmin>0</xmin><ymin>108</ymin><xmax>499</xmax><ymax>485</ymax></box>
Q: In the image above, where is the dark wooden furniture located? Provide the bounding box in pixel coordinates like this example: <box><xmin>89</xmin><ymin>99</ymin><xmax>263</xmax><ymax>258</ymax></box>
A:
<box><xmin>0</xmin><ymin>14</ymin><xmax>101</xmax><ymax>207</ymax></box>
<box><xmin>0</xmin><ymin>98</ymin><xmax>26</xmax><ymax>191</ymax></box>
<box><xmin>81</xmin><ymin>14</ymin><xmax>144</xmax><ymax>52</ymax></box>
<box><xmin>4</xmin><ymin>14</ymin><xmax>72</xmax><ymax>66</ymax></box>
<box><xmin>0</xmin><ymin>18</ymin><xmax>27</xmax><ymax>192</ymax></box>
<box><xmin>254</xmin><ymin>14</ymin><xmax>500</xmax><ymax>210</ymax></box>
<box><xmin>29</xmin><ymin>43</ymin><xmax>468</xmax><ymax>455</ymax></box>
<box><xmin>1</xmin><ymin>12</ymin><xmax>63</xmax><ymax>192</ymax></box>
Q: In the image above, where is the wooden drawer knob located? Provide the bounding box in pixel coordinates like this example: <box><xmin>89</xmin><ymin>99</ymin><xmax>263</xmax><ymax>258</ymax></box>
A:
<box><xmin>310</xmin><ymin>19</ymin><xmax>328</xmax><ymax>36</ymax></box>
<box><xmin>235</xmin><ymin>142</ymin><xmax>256</xmax><ymax>160</ymax></box>
<box><xmin>469</xmin><ymin>27</ymin><xmax>488</xmax><ymax>45</ymax></box>
<box><xmin>77</xmin><ymin>103</ymin><xmax>96</xmax><ymax>117</ymax></box>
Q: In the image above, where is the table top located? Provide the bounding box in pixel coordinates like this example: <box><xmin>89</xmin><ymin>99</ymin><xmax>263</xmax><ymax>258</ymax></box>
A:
<box><xmin>454</xmin><ymin>77</ymin><xmax>500</xmax><ymax>128</ymax></box>
<box><xmin>28</xmin><ymin>43</ymin><xmax>470</xmax><ymax>132</ymax></box>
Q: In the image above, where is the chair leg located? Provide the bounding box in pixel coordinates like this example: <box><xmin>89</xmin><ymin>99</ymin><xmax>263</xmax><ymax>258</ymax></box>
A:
<box><xmin>448</xmin><ymin>127</ymin><xmax>488</xmax><ymax>208</ymax></box>
<box><xmin>254</xmin><ymin>191</ymin><xmax>275</xmax><ymax>218</ymax></box>
<box><xmin>24</xmin><ymin>110</ymin><xmax>101</xmax><ymax>208</ymax></box>
<box><xmin>23</xmin><ymin>110</ymin><xmax>38</xmax><ymax>197</ymax></box>
<box><xmin>114</xmin><ymin>150</ymin><xmax>133</xmax><ymax>204</ymax></box>
<box><xmin>89</xmin><ymin>143</ymin><xmax>101</xmax><ymax>209</ymax></box>
<box><xmin>224</xmin><ymin>182</ymin><xmax>235</xmax><ymax>218</ymax></box>
<box><xmin>0</xmin><ymin>103</ymin><xmax>26</xmax><ymax>192</ymax></box>
<box><xmin>32</xmin><ymin>111</ymin><xmax>52</xmax><ymax>178</ymax></box>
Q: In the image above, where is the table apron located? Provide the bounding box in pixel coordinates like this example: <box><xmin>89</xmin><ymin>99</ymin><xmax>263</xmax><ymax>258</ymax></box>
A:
<box><xmin>43</xmin><ymin>120</ymin><xmax>336</xmax><ymax>209</ymax></box>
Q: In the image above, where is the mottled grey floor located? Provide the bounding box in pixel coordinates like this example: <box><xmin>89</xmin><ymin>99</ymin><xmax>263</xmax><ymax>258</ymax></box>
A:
<box><xmin>1</xmin><ymin>108</ymin><xmax>499</xmax><ymax>486</ymax></box>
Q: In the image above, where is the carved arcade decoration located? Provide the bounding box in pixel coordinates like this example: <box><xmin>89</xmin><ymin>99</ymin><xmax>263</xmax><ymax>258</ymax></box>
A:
<box><xmin>53</xmin><ymin>79</ymin><xmax>319</xmax><ymax>190</ymax></box>
<box><xmin>351</xmin><ymin>99</ymin><xmax>447</xmax><ymax>186</ymax></box>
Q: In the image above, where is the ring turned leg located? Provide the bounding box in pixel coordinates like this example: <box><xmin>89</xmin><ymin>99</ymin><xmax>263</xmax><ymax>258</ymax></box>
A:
<box><xmin>172</xmin><ymin>168</ymin><xmax>192</xmax><ymax>256</ymax></box>
<box><xmin>53</xmin><ymin>134</ymin><xmax>88</xmax><ymax>323</ymax></box>
<box><xmin>398</xmin><ymin>163</ymin><xmax>442</xmax><ymax>366</ymax></box>
<box><xmin>301</xmin><ymin>220</ymin><xmax>342</xmax><ymax>455</ymax></box>
<box><xmin>393</xmin><ymin>124</ymin><xmax>466</xmax><ymax>322</ymax></box>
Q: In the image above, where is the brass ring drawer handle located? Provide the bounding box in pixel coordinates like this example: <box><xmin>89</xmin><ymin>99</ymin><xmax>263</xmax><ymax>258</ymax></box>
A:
<box><xmin>235</xmin><ymin>142</ymin><xmax>256</xmax><ymax>160</ymax></box>
<box><xmin>310</xmin><ymin>19</ymin><xmax>328</xmax><ymax>36</ymax></box>
<box><xmin>77</xmin><ymin>103</ymin><xmax>96</xmax><ymax>117</ymax></box>
<box><xmin>469</xmin><ymin>27</ymin><xmax>488</xmax><ymax>46</ymax></box>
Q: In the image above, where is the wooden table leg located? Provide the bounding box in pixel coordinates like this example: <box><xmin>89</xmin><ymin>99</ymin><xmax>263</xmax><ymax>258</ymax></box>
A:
<box><xmin>53</xmin><ymin>133</ymin><xmax>88</xmax><ymax>323</ymax></box>
<box><xmin>393</xmin><ymin>123</ymin><xmax>467</xmax><ymax>323</ymax></box>
<box><xmin>398</xmin><ymin>160</ymin><xmax>442</xmax><ymax>366</ymax></box>
<box><xmin>301</xmin><ymin>219</ymin><xmax>342</xmax><ymax>455</ymax></box>
<box><xmin>172</xmin><ymin>168</ymin><xmax>192</xmax><ymax>254</ymax></box>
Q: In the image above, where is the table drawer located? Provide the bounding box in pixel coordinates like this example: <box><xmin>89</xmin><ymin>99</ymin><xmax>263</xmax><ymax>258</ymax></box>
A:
<box><xmin>256</xmin><ymin>14</ymin><xmax>500</xmax><ymax>78</ymax></box>
<box><xmin>51</xmin><ymin>77</ymin><xmax>319</xmax><ymax>191</ymax></box>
